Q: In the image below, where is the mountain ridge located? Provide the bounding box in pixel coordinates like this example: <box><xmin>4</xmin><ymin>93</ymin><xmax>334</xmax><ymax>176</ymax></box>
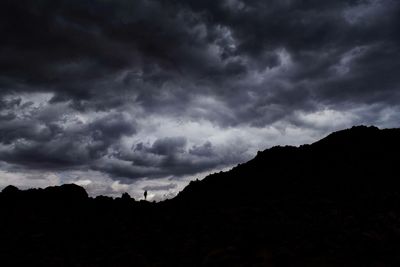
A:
<box><xmin>1</xmin><ymin>125</ymin><xmax>396</xmax><ymax>202</ymax></box>
<box><xmin>173</xmin><ymin>125</ymin><xmax>400</xmax><ymax>205</ymax></box>
<box><xmin>1</xmin><ymin>125</ymin><xmax>400</xmax><ymax>266</ymax></box>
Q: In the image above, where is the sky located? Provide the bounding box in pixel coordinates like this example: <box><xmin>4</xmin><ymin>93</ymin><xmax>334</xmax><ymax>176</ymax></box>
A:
<box><xmin>0</xmin><ymin>0</ymin><xmax>399</xmax><ymax>200</ymax></box>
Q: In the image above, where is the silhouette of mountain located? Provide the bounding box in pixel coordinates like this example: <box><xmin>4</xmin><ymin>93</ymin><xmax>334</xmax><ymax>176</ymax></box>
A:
<box><xmin>1</xmin><ymin>183</ymin><xmax>88</xmax><ymax>202</ymax></box>
<box><xmin>1</xmin><ymin>125</ymin><xmax>400</xmax><ymax>266</ymax></box>
<box><xmin>175</xmin><ymin>125</ymin><xmax>400</xmax><ymax>205</ymax></box>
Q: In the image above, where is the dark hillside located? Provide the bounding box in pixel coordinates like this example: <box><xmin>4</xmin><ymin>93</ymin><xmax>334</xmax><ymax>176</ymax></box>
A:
<box><xmin>1</xmin><ymin>125</ymin><xmax>400</xmax><ymax>266</ymax></box>
<box><xmin>175</xmin><ymin>126</ymin><xmax>400</xmax><ymax>206</ymax></box>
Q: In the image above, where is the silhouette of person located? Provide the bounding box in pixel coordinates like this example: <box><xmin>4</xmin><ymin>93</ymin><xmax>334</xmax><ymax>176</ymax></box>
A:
<box><xmin>144</xmin><ymin>190</ymin><xmax>148</xmax><ymax>200</ymax></box>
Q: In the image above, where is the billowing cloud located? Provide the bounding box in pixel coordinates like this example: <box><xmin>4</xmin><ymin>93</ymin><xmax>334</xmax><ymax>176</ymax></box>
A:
<box><xmin>0</xmin><ymin>0</ymin><xmax>399</xmax><ymax>197</ymax></box>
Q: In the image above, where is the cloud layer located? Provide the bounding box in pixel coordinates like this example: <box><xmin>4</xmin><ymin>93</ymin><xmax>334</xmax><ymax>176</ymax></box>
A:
<box><xmin>0</xmin><ymin>0</ymin><xmax>399</xmax><ymax>198</ymax></box>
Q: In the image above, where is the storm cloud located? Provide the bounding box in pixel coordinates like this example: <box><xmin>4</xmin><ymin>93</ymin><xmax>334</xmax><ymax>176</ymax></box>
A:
<box><xmin>0</xmin><ymin>0</ymin><xmax>399</xmax><ymax>198</ymax></box>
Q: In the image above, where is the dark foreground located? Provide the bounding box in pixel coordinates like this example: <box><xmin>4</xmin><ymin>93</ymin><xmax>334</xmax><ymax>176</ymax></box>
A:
<box><xmin>1</xmin><ymin>126</ymin><xmax>400</xmax><ymax>266</ymax></box>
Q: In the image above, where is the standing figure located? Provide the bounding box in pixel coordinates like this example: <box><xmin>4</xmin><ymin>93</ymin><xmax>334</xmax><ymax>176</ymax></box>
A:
<box><xmin>144</xmin><ymin>190</ymin><xmax>148</xmax><ymax>201</ymax></box>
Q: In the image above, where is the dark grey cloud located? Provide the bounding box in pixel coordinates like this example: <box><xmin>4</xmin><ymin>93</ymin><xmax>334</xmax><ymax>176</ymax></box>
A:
<box><xmin>143</xmin><ymin>183</ymin><xmax>177</xmax><ymax>192</ymax></box>
<box><xmin>189</xmin><ymin>141</ymin><xmax>213</xmax><ymax>157</ymax></box>
<box><xmin>0</xmin><ymin>0</ymin><xmax>399</xmax><ymax>195</ymax></box>
<box><xmin>2</xmin><ymin>0</ymin><xmax>399</xmax><ymax>112</ymax></box>
<box><xmin>148</xmin><ymin>137</ymin><xmax>187</xmax><ymax>156</ymax></box>
<box><xmin>0</xmin><ymin>102</ymin><xmax>136</xmax><ymax>169</ymax></box>
<box><xmin>95</xmin><ymin>138</ymin><xmax>246</xmax><ymax>180</ymax></box>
